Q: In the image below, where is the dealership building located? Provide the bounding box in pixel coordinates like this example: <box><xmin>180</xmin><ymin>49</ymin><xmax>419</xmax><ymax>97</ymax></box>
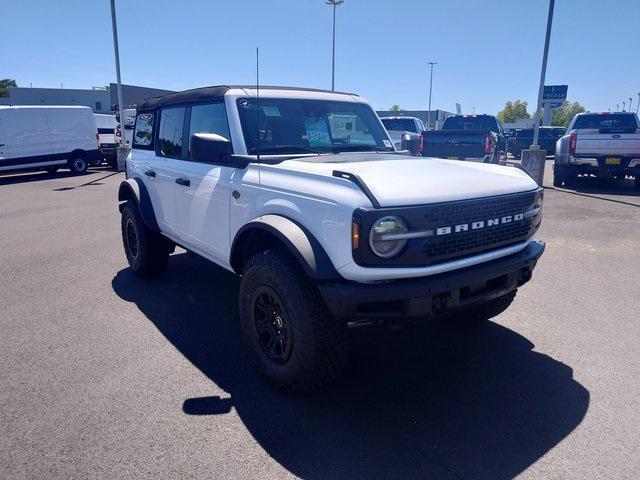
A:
<box><xmin>0</xmin><ymin>83</ymin><xmax>174</xmax><ymax>113</ymax></box>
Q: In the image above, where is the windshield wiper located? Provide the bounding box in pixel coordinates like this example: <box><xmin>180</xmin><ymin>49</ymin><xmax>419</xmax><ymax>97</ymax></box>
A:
<box><xmin>248</xmin><ymin>145</ymin><xmax>325</xmax><ymax>155</ymax></box>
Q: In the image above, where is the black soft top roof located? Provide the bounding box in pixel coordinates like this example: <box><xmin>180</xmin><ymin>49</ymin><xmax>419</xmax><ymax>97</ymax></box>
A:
<box><xmin>137</xmin><ymin>85</ymin><xmax>359</xmax><ymax>112</ymax></box>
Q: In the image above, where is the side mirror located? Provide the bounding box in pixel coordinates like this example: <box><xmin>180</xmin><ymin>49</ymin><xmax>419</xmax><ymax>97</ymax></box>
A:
<box><xmin>400</xmin><ymin>133</ymin><xmax>421</xmax><ymax>156</ymax></box>
<box><xmin>190</xmin><ymin>133</ymin><xmax>245</xmax><ymax>167</ymax></box>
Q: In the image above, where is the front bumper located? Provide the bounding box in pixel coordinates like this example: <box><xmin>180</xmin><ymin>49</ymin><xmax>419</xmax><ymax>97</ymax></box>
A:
<box><xmin>319</xmin><ymin>240</ymin><xmax>545</xmax><ymax>321</ymax></box>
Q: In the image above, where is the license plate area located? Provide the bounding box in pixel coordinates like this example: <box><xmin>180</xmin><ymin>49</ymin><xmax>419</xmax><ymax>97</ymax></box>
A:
<box><xmin>605</xmin><ymin>157</ymin><xmax>621</xmax><ymax>165</ymax></box>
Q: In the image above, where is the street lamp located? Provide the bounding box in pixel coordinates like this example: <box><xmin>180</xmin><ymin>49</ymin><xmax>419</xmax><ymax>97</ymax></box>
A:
<box><xmin>616</xmin><ymin>104</ymin><xmax>619</xmax><ymax>112</ymax></box>
<box><xmin>622</xmin><ymin>101</ymin><xmax>626</xmax><ymax>111</ymax></box>
<box><xmin>109</xmin><ymin>0</ymin><xmax>126</xmax><ymax>171</ymax></box>
<box><xmin>630</xmin><ymin>97</ymin><xmax>633</xmax><ymax>113</ymax></box>
<box><xmin>326</xmin><ymin>0</ymin><xmax>344</xmax><ymax>91</ymax></box>
<box><xmin>427</xmin><ymin>61</ymin><xmax>438</xmax><ymax>129</ymax></box>
<box><xmin>637</xmin><ymin>93</ymin><xmax>640</xmax><ymax>114</ymax></box>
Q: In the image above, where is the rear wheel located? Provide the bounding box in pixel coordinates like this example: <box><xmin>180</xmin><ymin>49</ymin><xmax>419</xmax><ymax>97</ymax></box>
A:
<box><xmin>68</xmin><ymin>154</ymin><xmax>87</xmax><ymax>174</ymax></box>
<box><xmin>239</xmin><ymin>249</ymin><xmax>348</xmax><ymax>394</ymax></box>
<box><xmin>553</xmin><ymin>173</ymin><xmax>564</xmax><ymax>187</ymax></box>
<box><xmin>121</xmin><ymin>202</ymin><xmax>169</xmax><ymax>278</ymax></box>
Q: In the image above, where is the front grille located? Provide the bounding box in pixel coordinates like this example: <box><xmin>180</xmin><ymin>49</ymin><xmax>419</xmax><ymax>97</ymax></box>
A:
<box><xmin>419</xmin><ymin>192</ymin><xmax>536</xmax><ymax>264</ymax></box>
<box><xmin>353</xmin><ymin>190</ymin><xmax>540</xmax><ymax>267</ymax></box>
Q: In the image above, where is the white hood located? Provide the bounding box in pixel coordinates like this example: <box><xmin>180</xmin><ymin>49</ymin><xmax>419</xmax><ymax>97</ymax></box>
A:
<box><xmin>273</xmin><ymin>153</ymin><xmax>538</xmax><ymax>207</ymax></box>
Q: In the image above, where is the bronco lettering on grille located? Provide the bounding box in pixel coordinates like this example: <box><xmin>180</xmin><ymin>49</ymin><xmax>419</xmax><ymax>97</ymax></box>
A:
<box><xmin>436</xmin><ymin>212</ymin><xmax>527</xmax><ymax>236</ymax></box>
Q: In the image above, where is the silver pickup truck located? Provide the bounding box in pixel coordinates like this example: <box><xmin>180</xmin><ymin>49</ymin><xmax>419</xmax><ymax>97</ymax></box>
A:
<box><xmin>554</xmin><ymin>112</ymin><xmax>640</xmax><ymax>188</ymax></box>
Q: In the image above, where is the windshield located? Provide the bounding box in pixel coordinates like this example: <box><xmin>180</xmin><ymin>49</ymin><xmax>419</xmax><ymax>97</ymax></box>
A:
<box><xmin>572</xmin><ymin>114</ymin><xmax>638</xmax><ymax>130</ymax></box>
<box><xmin>236</xmin><ymin>98</ymin><xmax>394</xmax><ymax>155</ymax></box>
<box><xmin>381</xmin><ymin>118</ymin><xmax>417</xmax><ymax>132</ymax></box>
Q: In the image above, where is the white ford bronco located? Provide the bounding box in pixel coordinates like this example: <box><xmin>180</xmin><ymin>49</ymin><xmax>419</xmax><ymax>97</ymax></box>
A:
<box><xmin>118</xmin><ymin>86</ymin><xmax>545</xmax><ymax>393</ymax></box>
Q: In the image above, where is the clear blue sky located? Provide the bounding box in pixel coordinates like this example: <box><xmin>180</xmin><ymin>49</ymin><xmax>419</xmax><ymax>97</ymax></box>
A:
<box><xmin>3</xmin><ymin>0</ymin><xmax>639</xmax><ymax>114</ymax></box>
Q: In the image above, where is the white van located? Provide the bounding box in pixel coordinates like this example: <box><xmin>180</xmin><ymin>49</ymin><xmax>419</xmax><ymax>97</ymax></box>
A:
<box><xmin>0</xmin><ymin>106</ymin><xmax>101</xmax><ymax>174</ymax></box>
<box><xmin>94</xmin><ymin>113</ymin><xmax>117</xmax><ymax>167</ymax></box>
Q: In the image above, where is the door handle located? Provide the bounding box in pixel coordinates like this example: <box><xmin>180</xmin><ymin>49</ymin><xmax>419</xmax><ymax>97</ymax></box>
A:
<box><xmin>175</xmin><ymin>177</ymin><xmax>190</xmax><ymax>187</ymax></box>
<box><xmin>144</xmin><ymin>169</ymin><xmax>156</xmax><ymax>177</ymax></box>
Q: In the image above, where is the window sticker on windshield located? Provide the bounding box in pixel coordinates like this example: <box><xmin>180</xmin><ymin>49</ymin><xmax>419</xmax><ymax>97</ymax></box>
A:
<box><xmin>383</xmin><ymin>139</ymin><xmax>392</xmax><ymax>148</ymax></box>
<box><xmin>304</xmin><ymin>118</ymin><xmax>331</xmax><ymax>147</ymax></box>
<box><xmin>262</xmin><ymin>106</ymin><xmax>281</xmax><ymax>117</ymax></box>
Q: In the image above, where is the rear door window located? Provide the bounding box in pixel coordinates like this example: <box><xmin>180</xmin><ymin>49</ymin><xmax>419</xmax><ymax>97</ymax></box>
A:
<box><xmin>133</xmin><ymin>113</ymin><xmax>154</xmax><ymax>149</ymax></box>
<box><xmin>157</xmin><ymin>107</ymin><xmax>186</xmax><ymax>157</ymax></box>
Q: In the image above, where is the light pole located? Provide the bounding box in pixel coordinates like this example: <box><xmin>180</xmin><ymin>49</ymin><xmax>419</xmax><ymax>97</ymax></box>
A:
<box><xmin>629</xmin><ymin>97</ymin><xmax>633</xmax><ymax>113</ymax></box>
<box><xmin>110</xmin><ymin>0</ymin><xmax>126</xmax><ymax>171</ymax></box>
<box><xmin>326</xmin><ymin>0</ymin><xmax>343</xmax><ymax>91</ymax></box>
<box><xmin>637</xmin><ymin>93</ymin><xmax>640</xmax><ymax>114</ymax></box>
<box><xmin>427</xmin><ymin>61</ymin><xmax>438</xmax><ymax>129</ymax></box>
<box><xmin>616</xmin><ymin>104</ymin><xmax>619</xmax><ymax>111</ymax></box>
<box><xmin>532</xmin><ymin>0</ymin><xmax>555</xmax><ymax>148</ymax></box>
<box><xmin>622</xmin><ymin>101</ymin><xmax>626</xmax><ymax>112</ymax></box>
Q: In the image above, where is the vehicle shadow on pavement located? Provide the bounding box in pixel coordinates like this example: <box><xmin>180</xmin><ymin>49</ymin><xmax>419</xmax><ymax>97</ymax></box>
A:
<box><xmin>549</xmin><ymin>177</ymin><xmax>640</xmax><ymax>206</ymax></box>
<box><xmin>0</xmin><ymin>168</ymin><xmax>115</xmax><ymax>187</ymax></box>
<box><xmin>112</xmin><ymin>252</ymin><xmax>589</xmax><ymax>480</ymax></box>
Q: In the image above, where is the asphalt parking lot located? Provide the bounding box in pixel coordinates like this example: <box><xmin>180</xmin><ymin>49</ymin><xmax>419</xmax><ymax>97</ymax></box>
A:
<box><xmin>1</xmin><ymin>162</ymin><xmax>639</xmax><ymax>479</ymax></box>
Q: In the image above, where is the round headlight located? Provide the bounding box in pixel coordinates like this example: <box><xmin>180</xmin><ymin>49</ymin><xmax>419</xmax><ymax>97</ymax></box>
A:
<box><xmin>369</xmin><ymin>216</ymin><xmax>408</xmax><ymax>258</ymax></box>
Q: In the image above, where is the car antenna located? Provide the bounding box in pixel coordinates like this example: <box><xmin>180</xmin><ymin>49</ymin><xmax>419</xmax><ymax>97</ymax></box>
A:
<box><xmin>255</xmin><ymin>46</ymin><xmax>260</xmax><ymax>163</ymax></box>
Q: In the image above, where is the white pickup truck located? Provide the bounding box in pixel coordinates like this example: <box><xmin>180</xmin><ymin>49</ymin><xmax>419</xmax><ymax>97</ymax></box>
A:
<box><xmin>554</xmin><ymin>112</ymin><xmax>640</xmax><ymax>187</ymax></box>
<box><xmin>118</xmin><ymin>85</ymin><xmax>544</xmax><ymax>392</ymax></box>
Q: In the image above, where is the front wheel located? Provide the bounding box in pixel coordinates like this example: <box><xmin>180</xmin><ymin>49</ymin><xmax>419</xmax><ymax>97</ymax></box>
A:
<box><xmin>68</xmin><ymin>154</ymin><xmax>88</xmax><ymax>174</ymax></box>
<box><xmin>239</xmin><ymin>249</ymin><xmax>349</xmax><ymax>394</ymax></box>
<box><xmin>121</xmin><ymin>202</ymin><xmax>170</xmax><ymax>278</ymax></box>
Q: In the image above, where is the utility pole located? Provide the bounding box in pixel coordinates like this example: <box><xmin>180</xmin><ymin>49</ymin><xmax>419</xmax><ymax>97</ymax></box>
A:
<box><xmin>427</xmin><ymin>61</ymin><xmax>437</xmax><ymax>129</ymax></box>
<box><xmin>532</xmin><ymin>0</ymin><xmax>555</xmax><ymax>148</ymax></box>
<box><xmin>110</xmin><ymin>0</ymin><xmax>127</xmax><ymax>171</ymax></box>
<box><xmin>521</xmin><ymin>0</ymin><xmax>555</xmax><ymax>186</ymax></box>
<box><xmin>326</xmin><ymin>0</ymin><xmax>344</xmax><ymax>91</ymax></box>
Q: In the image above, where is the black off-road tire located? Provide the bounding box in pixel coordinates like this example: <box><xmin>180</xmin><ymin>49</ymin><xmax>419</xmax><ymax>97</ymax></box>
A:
<box><xmin>239</xmin><ymin>249</ymin><xmax>349</xmax><ymax>394</ymax></box>
<box><xmin>121</xmin><ymin>202</ymin><xmax>169</xmax><ymax>278</ymax></box>
<box><xmin>68</xmin><ymin>154</ymin><xmax>88</xmax><ymax>174</ymax></box>
<box><xmin>463</xmin><ymin>290</ymin><xmax>517</xmax><ymax>323</ymax></box>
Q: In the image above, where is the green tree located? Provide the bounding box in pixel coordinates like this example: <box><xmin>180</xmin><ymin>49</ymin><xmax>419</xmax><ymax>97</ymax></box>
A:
<box><xmin>0</xmin><ymin>79</ymin><xmax>17</xmax><ymax>98</ymax></box>
<box><xmin>497</xmin><ymin>100</ymin><xmax>531</xmax><ymax>123</ymax></box>
<box><xmin>551</xmin><ymin>101</ymin><xmax>586</xmax><ymax>127</ymax></box>
<box><xmin>390</xmin><ymin>104</ymin><xmax>401</xmax><ymax>112</ymax></box>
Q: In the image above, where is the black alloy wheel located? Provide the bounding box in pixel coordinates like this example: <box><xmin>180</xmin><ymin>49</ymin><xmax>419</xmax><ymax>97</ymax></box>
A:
<box><xmin>251</xmin><ymin>285</ymin><xmax>293</xmax><ymax>364</ymax></box>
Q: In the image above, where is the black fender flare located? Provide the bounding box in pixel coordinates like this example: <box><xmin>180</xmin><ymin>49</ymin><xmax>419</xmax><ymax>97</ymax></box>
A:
<box><xmin>117</xmin><ymin>178</ymin><xmax>160</xmax><ymax>232</ymax></box>
<box><xmin>230</xmin><ymin>215</ymin><xmax>340</xmax><ymax>280</ymax></box>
